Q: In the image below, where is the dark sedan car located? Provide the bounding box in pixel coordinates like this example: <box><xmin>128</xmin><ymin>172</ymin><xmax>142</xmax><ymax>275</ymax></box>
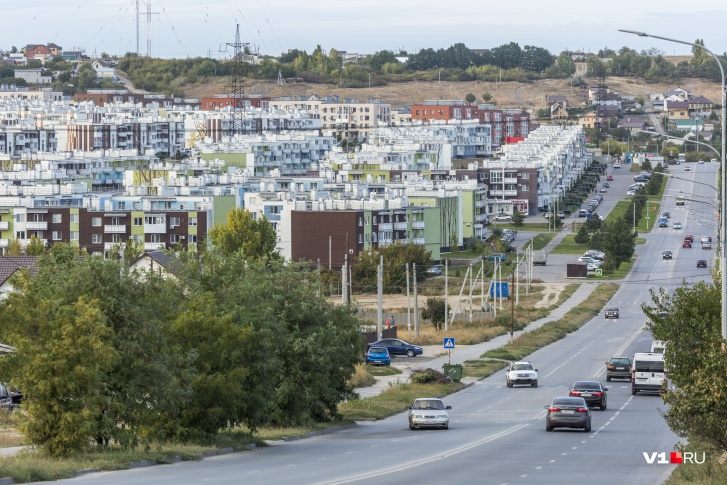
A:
<box><xmin>697</xmin><ymin>260</ymin><xmax>708</xmax><ymax>268</ymax></box>
<box><xmin>605</xmin><ymin>356</ymin><xmax>632</xmax><ymax>382</ymax></box>
<box><xmin>662</xmin><ymin>251</ymin><xmax>673</xmax><ymax>260</ymax></box>
<box><xmin>604</xmin><ymin>307</ymin><xmax>619</xmax><ymax>319</ymax></box>
<box><xmin>545</xmin><ymin>397</ymin><xmax>591</xmax><ymax>432</ymax></box>
<box><xmin>569</xmin><ymin>381</ymin><xmax>608</xmax><ymax>410</ymax></box>
<box><xmin>368</xmin><ymin>338</ymin><xmax>423</xmax><ymax>357</ymax></box>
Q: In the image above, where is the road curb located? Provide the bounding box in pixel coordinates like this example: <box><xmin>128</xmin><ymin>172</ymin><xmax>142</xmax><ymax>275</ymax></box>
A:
<box><xmin>282</xmin><ymin>422</ymin><xmax>358</xmax><ymax>442</ymax></box>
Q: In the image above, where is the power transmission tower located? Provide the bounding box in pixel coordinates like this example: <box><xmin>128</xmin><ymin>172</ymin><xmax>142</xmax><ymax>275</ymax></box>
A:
<box><xmin>221</xmin><ymin>25</ymin><xmax>250</xmax><ymax>137</ymax></box>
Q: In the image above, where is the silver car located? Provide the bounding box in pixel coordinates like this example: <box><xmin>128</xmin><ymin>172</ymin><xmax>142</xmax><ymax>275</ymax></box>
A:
<box><xmin>545</xmin><ymin>396</ymin><xmax>591</xmax><ymax>432</ymax></box>
<box><xmin>408</xmin><ymin>398</ymin><xmax>451</xmax><ymax>430</ymax></box>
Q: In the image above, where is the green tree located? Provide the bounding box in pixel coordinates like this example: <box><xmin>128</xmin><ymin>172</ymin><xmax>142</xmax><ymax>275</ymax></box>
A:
<box><xmin>643</xmin><ymin>280</ymin><xmax>727</xmax><ymax>451</ymax></box>
<box><xmin>6</xmin><ymin>238</ymin><xmax>22</xmax><ymax>256</ymax></box>
<box><xmin>208</xmin><ymin>208</ymin><xmax>278</xmax><ymax>260</ymax></box>
<box><xmin>25</xmin><ymin>235</ymin><xmax>46</xmax><ymax>255</ymax></box>
<box><xmin>351</xmin><ymin>242</ymin><xmax>433</xmax><ymax>294</ymax></box>
<box><xmin>481</xmin><ymin>91</ymin><xmax>493</xmax><ymax>102</ymax></box>
<box><xmin>641</xmin><ymin>158</ymin><xmax>653</xmax><ymax>170</ymax></box>
<box><xmin>574</xmin><ymin>225</ymin><xmax>590</xmax><ymax>246</ymax></box>
<box><xmin>421</xmin><ymin>297</ymin><xmax>448</xmax><ymax>331</ymax></box>
<box><xmin>465</xmin><ymin>92</ymin><xmax>476</xmax><ymax>103</ymax></box>
<box><xmin>600</xmin><ymin>219</ymin><xmax>636</xmax><ymax>266</ymax></box>
<box><xmin>511</xmin><ymin>207</ymin><xmax>525</xmax><ymax>227</ymax></box>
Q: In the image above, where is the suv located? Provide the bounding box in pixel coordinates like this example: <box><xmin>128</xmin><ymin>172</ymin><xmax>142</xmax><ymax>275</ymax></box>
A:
<box><xmin>506</xmin><ymin>361</ymin><xmax>538</xmax><ymax>388</ymax></box>
<box><xmin>605</xmin><ymin>357</ymin><xmax>632</xmax><ymax>382</ymax></box>
<box><xmin>676</xmin><ymin>197</ymin><xmax>685</xmax><ymax>206</ymax></box>
<box><xmin>604</xmin><ymin>307</ymin><xmax>619</xmax><ymax>319</ymax></box>
<box><xmin>683</xmin><ymin>239</ymin><xmax>692</xmax><ymax>248</ymax></box>
<box><xmin>493</xmin><ymin>213</ymin><xmax>512</xmax><ymax>222</ymax></box>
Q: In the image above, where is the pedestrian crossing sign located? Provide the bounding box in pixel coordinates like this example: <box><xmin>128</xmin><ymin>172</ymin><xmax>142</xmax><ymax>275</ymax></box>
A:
<box><xmin>443</xmin><ymin>338</ymin><xmax>455</xmax><ymax>349</ymax></box>
<box><xmin>595</xmin><ymin>268</ymin><xmax>603</xmax><ymax>276</ymax></box>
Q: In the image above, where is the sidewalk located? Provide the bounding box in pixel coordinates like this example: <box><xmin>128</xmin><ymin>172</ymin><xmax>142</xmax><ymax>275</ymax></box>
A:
<box><xmin>356</xmin><ymin>282</ymin><xmax>597</xmax><ymax>398</ymax></box>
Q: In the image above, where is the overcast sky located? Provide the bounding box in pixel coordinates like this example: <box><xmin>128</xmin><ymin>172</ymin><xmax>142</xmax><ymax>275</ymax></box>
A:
<box><xmin>3</xmin><ymin>1</ymin><xmax>727</xmax><ymax>60</ymax></box>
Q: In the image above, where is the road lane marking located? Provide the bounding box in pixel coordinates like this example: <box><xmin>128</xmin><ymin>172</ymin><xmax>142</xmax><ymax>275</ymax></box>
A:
<box><xmin>561</xmin><ymin>453</ymin><xmax>567</xmax><ymax>455</ymax></box>
<box><xmin>544</xmin><ymin>342</ymin><xmax>595</xmax><ymax>378</ymax></box>
<box><xmin>536</xmin><ymin>466</ymin><xmax>543</xmax><ymax>469</ymax></box>
<box><xmin>572</xmin><ymin>447</ymin><xmax>577</xmax><ymax>450</ymax></box>
<box><xmin>313</xmin><ymin>423</ymin><xmax>530</xmax><ymax>485</ymax></box>
<box><xmin>592</xmin><ymin>325</ymin><xmax>645</xmax><ymax>378</ymax></box>
<box><xmin>549</xmin><ymin>460</ymin><xmax>556</xmax><ymax>463</ymax></box>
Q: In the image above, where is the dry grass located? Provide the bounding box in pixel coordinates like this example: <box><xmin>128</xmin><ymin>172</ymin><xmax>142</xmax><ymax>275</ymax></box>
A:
<box><xmin>338</xmin><ymin>382</ymin><xmax>461</xmax><ymax>421</ymax></box>
<box><xmin>348</xmin><ymin>364</ymin><xmax>376</xmax><ymax>388</ymax></box>
<box><xmin>0</xmin><ymin>410</ymin><xmax>26</xmax><ymax>448</ymax></box>
<box><xmin>462</xmin><ymin>359</ymin><xmax>509</xmax><ymax>379</ymax></box>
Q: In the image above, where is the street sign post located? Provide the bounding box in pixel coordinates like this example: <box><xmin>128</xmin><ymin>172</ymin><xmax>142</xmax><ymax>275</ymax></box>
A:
<box><xmin>443</xmin><ymin>338</ymin><xmax>455</xmax><ymax>364</ymax></box>
<box><xmin>595</xmin><ymin>268</ymin><xmax>603</xmax><ymax>276</ymax></box>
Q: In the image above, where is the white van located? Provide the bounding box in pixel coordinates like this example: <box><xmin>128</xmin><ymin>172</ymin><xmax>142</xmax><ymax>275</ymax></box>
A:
<box><xmin>650</xmin><ymin>340</ymin><xmax>667</xmax><ymax>354</ymax></box>
<box><xmin>631</xmin><ymin>352</ymin><xmax>666</xmax><ymax>395</ymax></box>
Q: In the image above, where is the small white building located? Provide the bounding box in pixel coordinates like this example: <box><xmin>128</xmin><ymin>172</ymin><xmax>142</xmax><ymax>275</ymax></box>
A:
<box><xmin>13</xmin><ymin>68</ymin><xmax>51</xmax><ymax>84</ymax></box>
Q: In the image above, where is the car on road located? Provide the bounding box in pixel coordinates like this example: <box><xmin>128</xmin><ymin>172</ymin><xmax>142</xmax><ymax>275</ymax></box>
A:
<box><xmin>599</xmin><ymin>187</ymin><xmax>607</xmax><ymax>193</ymax></box>
<box><xmin>569</xmin><ymin>381</ymin><xmax>608</xmax><ymax>410</ymax></box>
<box><xmin>408</xmin><ymin>398</ymin><xmax>451</xmax><ymax>430</ymax></box>
<box><xmin>662</xmin><ymin>250</ymin><xmax>673</xmax><ymax>260</ymax></box>
<box><xmin>685</xmin><ymin>166</ymin><xmax>691</xmax><ymax>171</ymax></box>
<box><xmin>601</xmin><ymin>182</ymin><xmax>610</xmax><ymax>188</ymax></box>
<box><xmin>506</xmin><ymin>361</ymin><xmax>538</xmax><ymax>388</ymax></box>
<box><xmin>676</xmin><ymin>197</ymin><xmax>685</xmax><ymax>206</ymax></box>
<box><xmin>632</xmin><ymin>353</ymin><xmax>666</xmax><ymax>395</ymax></box>
<box><xmin>365</xmin><ymin>346</ymin><xmax>391</xmax><ymax>366</ymax></box>
<box><xmin>672</xmin><ymin>221</ymin><xmax>682</xmax><ymax>230</ymax></box>
<box><xmin>604</xmin><ymin>307</ymin><xmax>619</xmax><ymax>319</ymax></box>
<box><xmin>578</xmin><ymin>209</ymin><xmax>587</xmax><ymax>217</ymax></box>
<box><xmin>685</xmin><ymin>234</ymin><xmax>694</xmax><ymax>242</ymax></box>
<box><xmin>683</xmin><ymin>239</ymin><xmax>692</xmax><ymax>248</ymax></box>
<box><xmin>605</xmin><ymin>357</ymin><xmax>632</xmax><ymax>382</ymax></box>
<box><xmin>697</xmin><ymin>259</ymin><xmax>708</xmax><ymax>268</ymax></box>
<box><xmin>557</xmin><ymin>211</ymin><xmax>565</xmax><ymax>219</ymax></box>
<box><xmin>613</xmin><ymin>162</ymin><xmax>621</xmax><ymax>168</ymax></box>
<box><xmin>488</xmin><ymin>253</ymin><xmax>507</xmax><ymax>262</ymax></box>
<box><xmin>368</xmin><ymin>338</ymin><xmax>423</xmax><ymax>357</ymax></box>
<box><xmin>662</xmin><ymin>212</ymin><xmax>670</xmax><ymax>218</ymax></box>
<box><xmin>493</xmin><ymin>213</ymin><xmax>512</xmax><ymax>222</ymax></box>
<box><xmin>545</xmin><ymin>397</ymin><xmax>592</xmax><ymax>432</ymax></box>
<box><xmin>607</xmin><ymin>175</ymin><xmax>614</xmax><ymax>181</ymax></box>
<box><xmin>699</xmin><ymin>159</ymin><xmax>704</xmax><ymax>164</ymax></box>
<box><xmin>658</xmin><ymin>217</ymin><xmax>669</xmax><ymax>227</ymax></box>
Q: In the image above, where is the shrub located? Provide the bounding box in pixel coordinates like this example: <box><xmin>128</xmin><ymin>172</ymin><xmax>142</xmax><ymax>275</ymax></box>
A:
<box><xmin>410</xmin><ymin>368</ymin><xmax>450</xmax><ymax>384</ymax></box>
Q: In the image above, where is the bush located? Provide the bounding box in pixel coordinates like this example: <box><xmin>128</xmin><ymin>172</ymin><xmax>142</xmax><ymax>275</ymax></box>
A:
<box><xmin>410</xmin><ymin>368</ymin><xmax>451</xmax><ymax>384</ymax></box>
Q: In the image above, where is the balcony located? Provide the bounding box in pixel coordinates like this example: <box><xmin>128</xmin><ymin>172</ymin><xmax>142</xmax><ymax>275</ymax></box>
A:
<box><xmin>412</xmin><ymin>238</ymin><xmax>425</xmax><ymax>245</ymax></box>
<box><xmin>27</xmin><ymin>221</ymin><xmax>47</xmax><ymax>230</ymax></box>
<box><xmin>393</xmin><ymin>222</ymin><xmax>408</xmax><ymax>230</ymax></box>
<box><xmin>0</xmin><ymin>239</ymin><xmax>8</xmax><ymax>248</ymax></box>
<box><xmin>144</xmin><ymin>242</ymin><xmax>166</xmax><ymax>251</ymax></box>
<box><xmin>489</xmin><ymin>190</ymin><xmax>518</xmax><ymax>197</ymax></box>
<box><xmin>0</xmin><ymin>221</ymin><xmax>8</xmax><ymax>231</ymax></box>
<box><xmin>412</xmin><ymin>221</ymin><xmax>425</xmax><ymax>229</ymax></box>
<box><xmin>475</xmin><ymin>213</ymin><xmax>488</xmax><ymax>222</ymax></box>
<box><xmin>144</xmin><ymin>223</ymin><xmax>167</xmax><ymax>234</ymax></box>
<box><xmin>378</xmin><ymin>223</ymin><xmax>393</xmax><ymax>231</ymax></box>
<box><xmin>475</xmin><ymin>200</ymin><xmax>486</xmax><ymax>208</ymax></box>
<box><xmin>104</xmin><ymin>225</ymin><xmax>126</xmax><ymax>234</ymax></box>
<box><xmin>504</xmin><ymin>177</ymin><xmax>518</xmax><ymax>184</ymax></box>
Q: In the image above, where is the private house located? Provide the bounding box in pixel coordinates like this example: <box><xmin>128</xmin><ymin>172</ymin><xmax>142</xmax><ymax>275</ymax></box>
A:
<box><xmin>550</xmin><ymin>103</ymin><xmax>568</xmax><ymax>121</ymax></box>
<box><xmin>666</xmin><ymin>100</ymin><xmax>690</xmax><ymax>121</ymax></box>
<box><xmin>13</xmin><ymin>68</ymin><xmax>52</xmax><ymax>84</ymax></box>
<box><xmin>688</xmin><ymin>96</ymin><xmax>714</xmax><ymax>116</ymax></box>
<box><xmin>617</xmin><ymin>116</ymin><xmax>649</xmax><ymax>135</ymax></box>
<box><xmin>23</xmin><ymin>45</ymin><xmax>53</xmax><ymax>63</ymax></box>
<box><xmin>547</xmin><ymin>95</ymin><xmax>568</xmax><ymax>110</ymax></box>
<box><xmin>91</xmin><ymin>60</ymin><xmax>115</xmax><ymax>79</ymax></box>
<box><xmin>0</xmin><ymin>256</ymin><xmax>38</xmax><ymax>297</ymax></box>
<box><xmin>129</xmin><ymin>250</ymin><xmax>182</xmax><ymax>279</ymax></box>
<box><xmin>578</xmin><ymin>111</ymin><xmax>597</xmax><ymax>129</ymax></box>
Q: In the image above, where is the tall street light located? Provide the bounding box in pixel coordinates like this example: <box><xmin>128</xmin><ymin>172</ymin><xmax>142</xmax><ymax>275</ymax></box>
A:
<box><xmin>620</xmin><ymin>29</ymin><xmax>727</xmax><ymax>345</ymax></box>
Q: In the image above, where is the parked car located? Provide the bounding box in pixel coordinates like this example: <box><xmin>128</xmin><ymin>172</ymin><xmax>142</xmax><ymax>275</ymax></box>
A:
<box><xmin>662</xmin><ymin>250</ymin><xmax>673</xmax><ymax>260</ymax></box>
<box><xmin>544</xmin><ymin>211</ymin><xmax>553</xmax><ymax>219</ymax></box>
<box><xmin>427</xmin><ymin>266</ymin><xmax>442</xmax><ymax>276</ymax></box>
<box><xmin>569</xmin><ymin>381</ymin><xmax>608</xmax><ymax>410</ymax></box>
<box><xmin>0</xmin><ymin>383</ymin><xmax>16</xmax><ymax>411</ymax></box>
<box><xmin>505</xmin><ymin>361</ymin><xmax>538</xmax><ymax>388</ymax></box>
<box><xmin>605</xmin><ymin>357</ymin><xmax>632</xmax><ymax>382</ymax></box>
<box><xmin>697</xmin><ymin>259</ymin><xmax>708</xmax><ymax>268</ymax></box>
<box><xmin>578</xmin><ymin>209</ymin><xmax>587</xmax><ymax>217</ymax></box>
<box><xmin>699</xmin><ymin>159</ymin><xmax>704</xmax><ymax>164</ymax></box>
<box><xmin>545</xmin><ymin>397</ymin><xmax>591</xmax><ymax>432</ymax></box>
<box><xmin>604</xmin><ymin>307</ymin><xmax>620</xmax><ymax>319</ymax></box>
<box><xmin>672</xmin><ymin>221</ymin><xmax>682</xmax><ymax>230</ymax></box>
<box><xmin>408</xmin><ymin>398</ymin><xmax>451</xmax><ymax>430</ymax></box>
<box><xmin>367</xmin><ymin>339</ymin><xmax>423</xmax><ymax>357</ymax></box>
<box><xmin>557</xmin><ymin>211</ymin><xmax>565</xmax><ymax>219</ymax></box>
<box><xmin>365</xmin><ymin>346</ymin><xmax>391</xmax><ymax>366</ymax></box>
<box><xmin>493</xmin><ymin>213</ymin><xmax>512</xmax><ymax>222</ymax></box>
<box><xmin>607</xmin><ymin>175</ymin><xmax>614</xmax><ymax>181</ymax></box>
<box><xmin>586</xmin><ymin>262</ymin><xmax>601</xmax><ymax>271</ymax></box>
<box><xmin>488</xmin><ymin>253</ymin><xmax>507</xmax><ymax>262</ymax></box>
<box><xmin>627</xmin><ymin>189</ymin><xmax>636</xmax><ymax>196</ymax></box>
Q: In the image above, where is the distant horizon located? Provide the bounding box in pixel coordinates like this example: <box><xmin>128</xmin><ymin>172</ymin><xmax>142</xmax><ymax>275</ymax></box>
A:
<box><xmin>2</xmin><ymin>2</ymin><xmax>725</xmax><ymax>60</ymax></box>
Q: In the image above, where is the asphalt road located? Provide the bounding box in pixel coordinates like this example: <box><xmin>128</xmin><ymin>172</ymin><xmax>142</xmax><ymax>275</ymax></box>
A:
<box><xmin>40</xmin><ymin>163</ymin><xmax>717</xmax><ymax>485</ymax></box>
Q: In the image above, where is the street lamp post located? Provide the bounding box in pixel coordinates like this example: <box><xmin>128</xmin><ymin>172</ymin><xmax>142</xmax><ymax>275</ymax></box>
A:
<box><xmin>620</xmin><ymin>29</ymin><xmax>727</xmax><ymax>345</ymax></box>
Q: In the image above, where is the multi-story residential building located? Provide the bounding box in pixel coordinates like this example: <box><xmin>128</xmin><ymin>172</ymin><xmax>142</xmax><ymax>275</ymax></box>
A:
<box><xmin>198</xmin><ymin>94</ymin><xmax>270</xmax><ymax>111</ymax></box>
<box><xmin>14</xmin><ymin>68</ymin><xmax>52</xmax><ymax>84</ymax></box>
<box><xmin>269</xmin><ymin>95</ymin><xmax>391</xmax><ymax>141</ymax></box>
<box><xmin>0</xmin><ymin>85</ymin><xmax>63</xmax><ymax>102</ymax></box>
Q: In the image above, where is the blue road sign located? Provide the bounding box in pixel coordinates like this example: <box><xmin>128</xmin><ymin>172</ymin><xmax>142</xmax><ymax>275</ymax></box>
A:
<box><xmin>443</xmin><ymin>338</ymin><xmax>455</xmax><ymax>349</ymax></box>
<box><xmin>595</xmin><ymin>268</ymin><xmax>603</xmax><ymax>276</ymax></box>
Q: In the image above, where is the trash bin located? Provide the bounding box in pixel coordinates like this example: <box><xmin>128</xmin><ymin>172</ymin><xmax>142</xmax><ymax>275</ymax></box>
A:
<box><xmin>442</xmin><ymin>364</ymin><xmax>463</xmax><ymax>382</ymax></box>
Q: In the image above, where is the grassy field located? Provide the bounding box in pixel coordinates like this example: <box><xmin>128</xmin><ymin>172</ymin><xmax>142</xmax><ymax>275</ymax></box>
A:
<box><xmin>664</xmin><ymin>440</ymin><xmax>727</xmax><ymax>485</ymax></box>
<box><xmin>550</xmin><ymin>234</ymin><xmax>586</xmax><ymax>255</ymax></box>
<box><xmin>588</xmin><ymin>257</ymin><xmax>636</xmax><ymax>280</ymax></box>
<box><xmin>605</xmin><ymin>200</ymin><xmax>660</xmax><ymax>233</ymax></box>
<box><xmin>338</xmin><ymin>382</ymin><xmax>462</xmax><ymax>420</ymax></box>
<box><xmin>522</xmin><ymin>233</ymin><xmax>556</xmax><ymax>251</ymax></box>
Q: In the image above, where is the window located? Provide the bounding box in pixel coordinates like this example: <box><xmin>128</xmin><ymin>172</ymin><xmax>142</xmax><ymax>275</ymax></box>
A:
<box><xmin>16</xmin><ymin>230</ymin><xmax>25</xmax><ymax>239</ymax></box>
<box><xmin>189</xmin><ymin>217</ymin><xmax>197</xmax><ymax>226</ymax></box>
<box><xmin>52</xmin><ymin>231</ymin><xmax>62</xmax><ymax>240</ymax></box>
<box><xmin>145</xmin><ymin>216</ymin><xmax>165</xmax><ymax>225</ymax></box>
<box><xmin>170</xmin><ymin>234</ymin><xmax>180</xmax><ymax>244</ymax></box>
<box><xmin>118</xmin><ymin>201</ymin><xmax>126</xmax><ymax>210</ymax></box>
<box><xmin>358</xmin><ymin>217</ymin><xmax>363</xmax><ymax>226</ymax></box>
<box><xmin>358</xmin><ymin>234</ymin><xmax>363</xmax><ymax>243</ymax></box>
<box><xmin>70</xmin><ymin>231</ymin><xmax>79</xmax><ymax>241</ymax></box>
<box><xmin>92</xmin><ymin>234</ymin><xmax>102</xmax><ymax>244</ymax></box>
<box><xmin>189</xmin><ymin>235</ymin><xmax>198</xmax><ymax>243</ymax></box>
<box><xmin>134</xmin><ymin>217</ymin><xmax>142</xmax><ymax>226</ymax></box>
<box><xmin>92</xmin><ymin>217</ymin><xmax>102</xmax><ymax>227</ymax></box>
<box><xmin>111</xmin><ymin>234</ymin><xmax>122</xmax><ymax>243</ymax></box>
<box><xmin>521</xmin><ymin>173</ymin><xmax>529</xmax><ymax>180</ymax></box>
<box><xmin>521</xmin><ymin>184</ymin><xmax>529</xmax><ymax>191</ymax></box>
<box><xmin>52</xmin><ymin>214</ymin><xmax>62</xmax><ymax>223</ymax></box>
<box><xmin>70</xmin><ymin>214</ymin><xmax>79</xmax><ymax>224</ymax></box>
<box><xmin>32</xmin><ymin>213</ymin><xmax>43</xmax><ymax>222</ymax></box>
<box><xmin>149</xmin><ymin>234</ymin><xmax>161</xmax><ymax>243</ymax></box>
<box><xmin>373</xmin><ymin>216</ymin><xmax>377</xmax><ymax>225</ymax></box>
<box><xmin>15</xmin><ymin>214</ymin><xmax>25</xmax><ymax>223</ymax></box>
<box><xmin>169</xmin><ymin>216</ymin><xmax>181</xmax><ymax>227</ymax></box>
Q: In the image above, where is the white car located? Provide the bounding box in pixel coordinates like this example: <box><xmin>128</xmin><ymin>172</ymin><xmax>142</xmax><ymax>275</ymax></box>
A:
<box><xmin>613</xmin><ymin>162</ymin><xmax>621</xmax><ymax>168</ymax></box>
<box><xmin>673</xmin><ymin>221</ymin><xmax>682</xmax><ymax>229</ymax></box>
<box><xmin>494</xmin><ymin>213</ymin><xmax>512</xmax><ymax>222</ymax></box>
<box><xmin>408</xmin><ymin>398</ymin><xmax>451</xmax><ymax>430</ymax></box>
<box><xmin>587</xmin><ymin>262</ymin><xmax>602</xmax><ymax>271</ymax></box>
<box><xmin>578</xmin><ymin>256</ymin><xmax>600</xmax><ymax>264</ymax></box>
<box><xmin>627</xmin><ymin>190</ymin><xmax>636</xmax><ymax>196</ymax></box>
<box><xmin>698</xmin><ymin>159</ymin><xmax>704</xmax><ymax>164</ymax></box>
<box><xmin>506</xmin><ymin>361</ymin><xmax>538</xmax><ymax>388</ymax></box>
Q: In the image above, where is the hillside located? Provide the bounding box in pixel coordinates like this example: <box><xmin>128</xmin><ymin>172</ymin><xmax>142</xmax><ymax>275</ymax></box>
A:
<box><xmin>182</xmin><ymin>76</ymin><xmax>722</xmax><ymax>112</ymax></box>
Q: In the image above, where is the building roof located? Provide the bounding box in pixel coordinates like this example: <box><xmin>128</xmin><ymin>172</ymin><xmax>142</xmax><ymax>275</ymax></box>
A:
<box><xmin>548</xmin><ymin>95</ymin><xmax>567</xmax><ymax>103</ymax></box>
<box><xmin>617</xmin><ymin>117</ymin><xmax>647</xmax><ymax>128</ymax></box>
<box><xmin>689</xmin><ymin>95</ymin><xmax>713</xmax><ymax>104</ymax></box>
<box><xmin>667</xmin><ymin>101</ymin><xmax>689</xmax><ymax>109</ymax></box>
<box><xmin>0</xmin><ymin>256</ymin><xmax>39</xmax><ymax>286</ymax></box>
<box><xmin>137</xmin><ymin>250</ymin><xmax>185</xmax><ymax>276</ymax></box>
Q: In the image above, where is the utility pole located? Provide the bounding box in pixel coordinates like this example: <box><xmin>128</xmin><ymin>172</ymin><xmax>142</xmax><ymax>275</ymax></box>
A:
<box><xmin>413</xmin><ymin>263</ymin><xmax>419</xmax><ymax>337</ymax></box>
<box><xmin>406</xmin><ymin>263</ymin><xmax>411</xmax><ymax>337</ymax></box>
<box><xmin>329</xmin><ymin>236</ymin><xmax>332</xmax><ymax>269</ymax></box>
<box><xmin>510</xmin><ymin>270</ymin><xmax>515</xmax><ymax>342</ymax></box>
<box><xmin>377</xmin><ymin>256</ymin><xmax>383</xmax><ymax>340</ymax></box>
<box><xmin>342</xmin><ymin>253</ymin><xmax>348</xmax><ymax>305</ymax></box>
<box><xmin>444</xmin><ymin>259</ymin><xmax>449</xmax><ymax>331</ymax></box>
